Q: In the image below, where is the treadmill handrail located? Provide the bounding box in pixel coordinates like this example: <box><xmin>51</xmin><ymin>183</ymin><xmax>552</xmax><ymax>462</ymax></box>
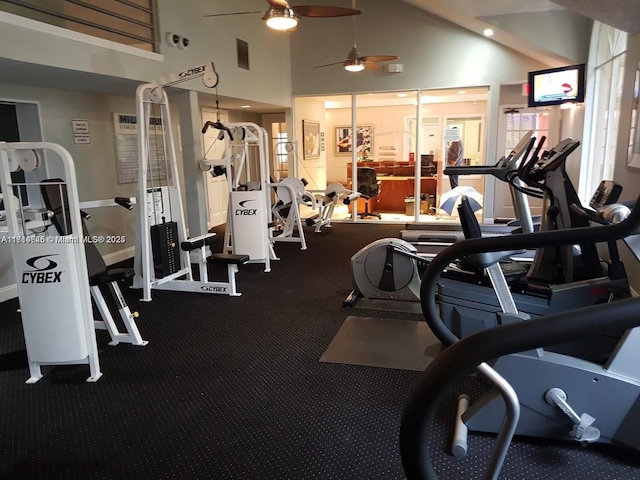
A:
<box><xmin>443</xmin><ymin>165</ymin><xmax>496</xmax><ymax>176</ymax></box>
<box><xmin>400</xmin><ymin>296</ymin><xmax>640</xmax><ymax>480</ymax></box>
<box><xmin>420</xmin><ymin>193</ymin><xmax>640</xmax><ymax>347</ymax></box>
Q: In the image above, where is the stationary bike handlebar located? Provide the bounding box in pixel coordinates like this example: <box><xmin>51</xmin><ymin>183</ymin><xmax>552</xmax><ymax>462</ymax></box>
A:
<box><xmin>400</xmin><ymin>296</ymin><xmax>640</xmax><ymax>480</ymax></box>
<box><xmin>420</xmin><ymin>192</ymin><xmax>640</xmax><ymax>347</ymax></box>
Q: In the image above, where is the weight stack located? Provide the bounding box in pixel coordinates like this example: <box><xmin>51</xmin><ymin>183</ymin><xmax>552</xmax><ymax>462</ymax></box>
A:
<box><xmin>150</xmin><ymin>221</ymin><xmax>181</xmax><ymax>278</ymax></box>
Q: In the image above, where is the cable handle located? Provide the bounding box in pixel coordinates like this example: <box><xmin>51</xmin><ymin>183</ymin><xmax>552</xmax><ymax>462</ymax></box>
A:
<box><xmin>201</xmin><ymin>121</ymin><xmax>234</xmax><ymax>141</ymax></box>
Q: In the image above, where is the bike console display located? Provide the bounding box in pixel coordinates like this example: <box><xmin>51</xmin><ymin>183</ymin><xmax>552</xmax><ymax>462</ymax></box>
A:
<box><xmin>590</xmin><ymin>180</ymin><xmax>622</xmax><ymax>210</ymax></box>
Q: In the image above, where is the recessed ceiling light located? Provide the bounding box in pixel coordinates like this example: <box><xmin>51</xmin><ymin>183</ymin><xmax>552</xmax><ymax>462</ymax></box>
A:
<box><xmin>240</xmin><ymin>105</ymin><xmax>251</xmax><ymax>108</ymax></box>
<box><xmin>396</xmin><ymin>93</ymin><xmax>408</xmax><ymax>98</ymax></box>
<box><xmin>483</xmin><ymin>28</ymin><xmax>494</xmax><ymax>37</ymax></box>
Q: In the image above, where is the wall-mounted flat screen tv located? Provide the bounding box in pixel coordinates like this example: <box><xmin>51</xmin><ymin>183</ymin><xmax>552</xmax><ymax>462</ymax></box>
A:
<box><xmin>528</xmin><ymin>64</ymin><xmax>585</xmax><ymax>107</ymax></box>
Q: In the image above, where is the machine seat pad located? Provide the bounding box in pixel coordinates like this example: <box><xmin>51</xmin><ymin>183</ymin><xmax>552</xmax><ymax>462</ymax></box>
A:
<box><xmin>208</xmin><ymin>253</ymin><xmax>250</xmax><ymax>265</ymax></box>
<box><xmin>89</xmin><ymin>268</ymin><xmax>134</xmax><ymax>286</ymax></box>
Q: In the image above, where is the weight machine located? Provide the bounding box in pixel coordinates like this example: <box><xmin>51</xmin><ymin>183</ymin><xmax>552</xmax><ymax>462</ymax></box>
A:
<box><xmin>312</xmin><ymin>182</ymin><xmax>361</xmax><ymax>232</ymax></box>
<box><xmin>0</xmin><ymin>142</ymin><xmax>146</xmax><ymax>383</ymax></box>
<box><xmin>132</xmin><ymin>64</ymin><xmax>249</xmax><ymax>302</ymax></box>
<box><xmin>269</xmin><ymin>178</ymin><xmax>360</xmax><ymax>248</ymax></box>
<box><xmin>200</xmin><ymin>121</ymin><xmax>277</xmax><ymax>271</ymax></box>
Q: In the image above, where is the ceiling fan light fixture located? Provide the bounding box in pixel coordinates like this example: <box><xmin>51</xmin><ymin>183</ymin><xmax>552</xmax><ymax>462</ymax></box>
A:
<box><xmin>263</xmin><ymin>8</ymin><xmax>298</xmax><ymax>30</ymax></box>
<box><xmin>344</xmin><ymin>60</ymin><xmax>365</xmax><ymax>72</ymax></box>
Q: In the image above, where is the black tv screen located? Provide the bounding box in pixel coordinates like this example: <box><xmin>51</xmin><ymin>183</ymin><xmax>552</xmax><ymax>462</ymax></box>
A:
<box><xmin>528</xmin><ymin>64</ymin><xmax>585</xmax><ymax>107</ymax></box>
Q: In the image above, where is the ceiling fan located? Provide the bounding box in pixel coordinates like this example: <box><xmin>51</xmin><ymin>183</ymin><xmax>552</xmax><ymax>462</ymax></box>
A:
<box><xmin>203</xmin><ymin>0</ymin><xmax>361</xmax><ymax>32</ymax></box>
<box><xmin>313</xmin><ymin>0</ymin><xmax>398</xmax><ymax>72</ymax></box>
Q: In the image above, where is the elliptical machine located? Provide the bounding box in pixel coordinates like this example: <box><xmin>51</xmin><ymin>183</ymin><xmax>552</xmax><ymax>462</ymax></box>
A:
<box><xmin>400</xmin><ymin>131</ymin><xmax>538</xmax><ymax>254</ymax></box>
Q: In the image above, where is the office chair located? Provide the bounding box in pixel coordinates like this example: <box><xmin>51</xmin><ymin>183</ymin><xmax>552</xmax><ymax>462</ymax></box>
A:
<box><xmin>356</xmin><ymin>167</ymin><xmax>381</xmax><ymax>219</ymax></box>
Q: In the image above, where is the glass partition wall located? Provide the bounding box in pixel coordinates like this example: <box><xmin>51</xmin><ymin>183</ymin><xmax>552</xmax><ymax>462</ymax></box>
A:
<box><xmin>294</xmin><ymin>87</ymin><xmax>489</xmax><ymax>223</ymax></box>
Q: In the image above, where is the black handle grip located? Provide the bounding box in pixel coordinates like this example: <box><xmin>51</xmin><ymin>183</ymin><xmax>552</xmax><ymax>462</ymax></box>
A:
<box><xmin>201</xmin><ymin>121</ymin><xmax>234</xmax><ymax>141</ymax></box>
<box><xmin>115</xmin><ymin>197</ymin><xmax>134</xmax><ymax>210</ymax></box>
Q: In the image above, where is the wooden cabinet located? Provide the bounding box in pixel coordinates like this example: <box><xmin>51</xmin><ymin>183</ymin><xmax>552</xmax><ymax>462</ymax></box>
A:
<box><xmin>376</xmin><ymin>177</ymin><xmax>437</xmax><ymax>212</ymax></box>
<box><xmin>346</xmin><ymin>161</ymin><xmax>439</xmax><ymax>213</ymax></box>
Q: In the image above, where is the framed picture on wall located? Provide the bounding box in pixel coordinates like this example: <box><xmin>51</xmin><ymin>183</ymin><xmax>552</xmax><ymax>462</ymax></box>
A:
<box><xmin>302</xmin><ymin>120</ymin><xmax>321</xmax><ymax>160</ymax></box>
<box><xmin>334</xmin><ymin>125</ymin><xmax>374</xmax><ymax>156</ymax></box>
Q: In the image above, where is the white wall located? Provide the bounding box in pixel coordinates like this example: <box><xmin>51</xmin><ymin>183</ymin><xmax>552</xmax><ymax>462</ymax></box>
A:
<box><xmin>290</xmin><ymin>0</ymin><xmax>551</xmax><ymax>96</ymax></box>
<box><xmin>0</xmin><ymin>0</ymin><xmax>292</xmax><ymax>107</ymax></box>
<box><xmin>156</xmin><ymin>0</ymin><xmax>292</xmax><ymax>107</ymax></box>
<box><xmin>479</xmin><ymin>9</ymin><xmax>592</xmax><ymax>63</ymax></box>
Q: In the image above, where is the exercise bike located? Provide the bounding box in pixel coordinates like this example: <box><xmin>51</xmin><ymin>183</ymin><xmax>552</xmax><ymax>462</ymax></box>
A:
<box><xmin>439</xmin><ymin>139</ymin><xmax>629</xmax><ymax>362</ymax></box>
<box><xmin>421</xmin><ymin>194</ymin><xmax>640</xmax><ymax>459</ymax></box>
<box><xmin>343</xmin><ymin>238</ymin><xmax>429</xmax><ymax>307</ymax></box>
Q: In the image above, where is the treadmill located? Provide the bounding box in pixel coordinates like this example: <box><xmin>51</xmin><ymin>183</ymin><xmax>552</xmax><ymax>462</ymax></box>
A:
<box><xmin>400</xmin><ymin>131</ymin><xmax>537</xmax><ymax>256</ymax></box>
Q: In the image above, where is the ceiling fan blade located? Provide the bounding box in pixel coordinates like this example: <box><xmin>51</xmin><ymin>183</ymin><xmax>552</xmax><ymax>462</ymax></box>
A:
<box><xmin>314</xmin><ymin>60</ymin><xmax>348</xmax><ymax>68</ymax></box>
<box><xmin>360</xmin><ymin>55</ymin><xmax>399</xmax><ymax>62</ymax></box>
<box><xmin>294</xmin><ymin>5</ymin><xmax>361</xmax><ymax>17</ymax></box>
<box><xmin>267</xmin><ymin>0</ymin><xmax>290</xmax><ymax>8</ymax></box>
<box><xmin>203</xmin><ymin>11</ymin><xmax>262</xmax><ymax>17</ymax></box>
<box><xmin>364</xmin><ymin>61</ymin><xmax>381</xmax><ymax>70</ymax></box>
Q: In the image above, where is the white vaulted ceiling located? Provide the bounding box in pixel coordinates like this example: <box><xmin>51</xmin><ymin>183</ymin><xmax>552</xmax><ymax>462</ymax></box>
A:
<box><xmin>401</xmin><ymin>0</ymin><xmax>638</xmax><ymax>66</ymax></box>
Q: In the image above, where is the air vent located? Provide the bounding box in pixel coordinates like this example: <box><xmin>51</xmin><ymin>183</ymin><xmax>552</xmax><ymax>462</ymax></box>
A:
<box><xmin>237</xmin><ymin>39</ymin><xmax>249</xmax><ymax>70</ymax></box>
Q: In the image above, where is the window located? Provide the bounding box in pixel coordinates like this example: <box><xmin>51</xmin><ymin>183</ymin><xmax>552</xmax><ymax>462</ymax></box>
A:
<box><xmin>503</xmin><ymin>110</ymin><xmax>550</xmax><ymax>158</ymax></box>
<box><xmin>581</xmin><ymin>23</ymin><xmax>627</xmax><ymax>201</ymax></box>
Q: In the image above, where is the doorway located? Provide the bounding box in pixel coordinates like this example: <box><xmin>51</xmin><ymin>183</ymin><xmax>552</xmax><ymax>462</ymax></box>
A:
<box><xmin>201</xmin><ymin>108</ymin><xmax>229</xmax><ymax>228</ymax></box>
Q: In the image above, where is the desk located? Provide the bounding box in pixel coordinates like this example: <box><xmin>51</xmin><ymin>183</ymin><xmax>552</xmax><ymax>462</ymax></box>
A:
<box><xmin>376</xmin><ymin>176</ymin><xmax>437</xmax><ymax>212</ymax></box>
<box><xmin>347</xmin><ymin>164</ymin><xmax>439</xmax><ymax>214</ymax></box>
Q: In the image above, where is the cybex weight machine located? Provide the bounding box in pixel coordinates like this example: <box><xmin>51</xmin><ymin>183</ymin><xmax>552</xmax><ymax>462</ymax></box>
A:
<box><xmin>132</xmin><ymin>64</ymin><xmax>249</xmax><ymax>302</ymax></box>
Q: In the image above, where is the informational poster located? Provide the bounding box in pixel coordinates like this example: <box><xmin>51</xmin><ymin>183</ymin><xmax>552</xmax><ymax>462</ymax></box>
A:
<box><xmin>113</xmin><ymin>113</ymin><xmax>168</xmax><ymax>184</ymax></box>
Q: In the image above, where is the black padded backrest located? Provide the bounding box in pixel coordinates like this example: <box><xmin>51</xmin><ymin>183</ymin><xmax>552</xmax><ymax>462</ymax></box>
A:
<box><xmin>457</xmin><ymin>196</ymin><xmax>482</xmax><ymax>240</ymax></box>
<box><xmin>40</xmin><ymin>179</ymin><xmax>107</xmax><ymax>279</ymax></box>
<box><xmin>40</xmin><ymin>180</ymin><xmax>72</xmax><ymax>236</ymax></box>
<box><xmin>356</xmin><ymin>167</ymin><xmax>379</xmax><ymax>197</ymax></box>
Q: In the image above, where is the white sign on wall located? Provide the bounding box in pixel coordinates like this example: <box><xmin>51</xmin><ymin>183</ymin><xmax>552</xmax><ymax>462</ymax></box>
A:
<box><xmin>71</xmin><ymin>119</ymin><xmax>91</xmax><ymax>145</ymax></box>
